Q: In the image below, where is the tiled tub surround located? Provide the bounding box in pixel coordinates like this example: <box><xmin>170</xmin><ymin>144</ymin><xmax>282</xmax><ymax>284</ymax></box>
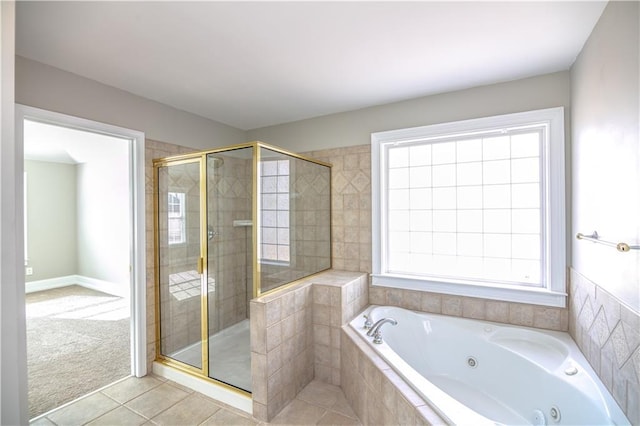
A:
<box><xmin>250</xmin><ymin>270</ymin><xmax>368</xmax><ymax>422</ymax></box>
<box><xmin>312</xmin><ymin>272</ymin><xmax>369</xmax><ymax>387</ymax></box>
<box><xmin>348</xmin><ymin>305</ymin><xmax>631</xmax><ymax>425</ymax></box>
<box><xmin>569</xmin><ymin>268</ymin><xmax>640</xmax><ymax>425</ymax></box>
<box><xmin>341</xmin><ymin>325</ymin><xmax>446</xmax><ymax>425</ymax></box>
<box><xmin>368</xmin><ymin>285</ymin><xmax>569</xmax><ymax>332</ymax></box>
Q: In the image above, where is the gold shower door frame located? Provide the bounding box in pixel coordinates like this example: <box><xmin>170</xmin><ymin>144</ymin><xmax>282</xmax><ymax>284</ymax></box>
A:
<box><xmin>153</xmin><ymin>143</ymin><xmax>260</xmax><ymax>396</ymax></box>
<box><xmin>153</xmin><ymin>141</ymin><xmax>332</xmax><ymax>396</ymax></box>
<box><xmin>153</xmin><ymin>154</ymin><xmax>219</xmax><ymax>385</ymax></box>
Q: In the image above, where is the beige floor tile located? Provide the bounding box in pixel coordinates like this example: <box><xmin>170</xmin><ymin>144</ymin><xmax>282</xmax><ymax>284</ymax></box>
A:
<box><xmin>317</xmin><ymin>411</ymin><xmax>362</xmax><ymax>425</ymax></box>
<box><xmin>164</xmin><ymin>379</ymin><xmax>196</xmax><ymax>395</ymax></box>
<box><xmin>296</xmin><ymin>381</ymin><xmax>342</xmax><ymax>410</ymax></box>
<box><xmin>151</xmin><ymin>393</ymin><xmax>221</xmax><ymax>425</ymax></box>
<box><xmin>330</xmin><ymin>394</ymin><xmax>359</xmax><ymax>420</ymax></box>
<box><xmin>86</xmin><ymin>406</ymin><xmax>148</xmax><ymax>426</ymax></box>
<box><xmin>125</xmin><ymin>382</ymin><xmax>189</xmax><ymax>419</ymax></box>
<box><xmin>269</xmin><ymin>399</ymin><xmax>326</xmax><ymax>425</ymax></box>
<box><xmin>101</xmin><ymin>376</ymin><xmax>164</xmax><ymax>404</ymax></box>
<box><xmin>201</xmin><ymin>408</ymin><xmax>258</xmax><ymax>425</ymax></box>
<box><xmin>34</xmin><ymin>375</ymin><xmax>362</xmax><ymax>426</ymax></box>
<box><xmin>47</xmin><ymin>393</ymin><xmax>120</xmax><ymax>426</ymax></box>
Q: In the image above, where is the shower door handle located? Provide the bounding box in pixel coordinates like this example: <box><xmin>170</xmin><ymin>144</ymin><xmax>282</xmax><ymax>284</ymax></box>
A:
<box><xmin>208</xmin><ymin>226</ymin><xmax>219</xmax><ymax>240</ymax></box>
<box><xmin>197</xmin><ymin>257</ymin><xmax>204</xmax><ymax>275</ymax></box>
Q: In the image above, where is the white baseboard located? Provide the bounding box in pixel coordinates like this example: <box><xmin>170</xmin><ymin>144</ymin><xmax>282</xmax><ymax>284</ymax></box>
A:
<box><xmin>76</xmin><ymin>276</ymin><xmax>129</xmax><ymax>298</ymax></box>
<box><xmin>25</xmin><ymin>275</ymin><xmax>75</xmax><ymax>294</ymax></box>
<box><xmin>25</xmin><ymin>275</ymin><xmax>128</xmax><ymax>298</ymax></box>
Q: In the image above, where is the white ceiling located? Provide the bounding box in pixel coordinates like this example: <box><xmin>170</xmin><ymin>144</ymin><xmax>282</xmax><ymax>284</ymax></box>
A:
<box><xmin>24</xmin><ymin>120</ymin><xmax>129</xmax><ymax>164</ymax></box>
<box><xmin>16</xmin><ymin>1</ymin><xmax>606</xmax><ymax>131</ymax></box>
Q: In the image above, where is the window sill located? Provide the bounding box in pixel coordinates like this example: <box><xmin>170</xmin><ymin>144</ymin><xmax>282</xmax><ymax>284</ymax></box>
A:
<box><xmin>371</xmin><ymin>273</ymin><xmax>567</xmax><ymax>308</ymax></box>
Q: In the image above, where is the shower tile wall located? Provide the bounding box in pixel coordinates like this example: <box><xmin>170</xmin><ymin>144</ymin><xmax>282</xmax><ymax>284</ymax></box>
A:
<box><xmin>207</xmin><ymin>153</ymin><xmax>252</xmax><ymax>334</ymax></box>
<box><xmin>147</xmin><ymin>141</ymin><xmax>333</xmax><ymax>367</ymax></box>
<box><xmin>292</xmin><ymin>158</ymin><xmax>331</xmax><ymax>275</ymax></box>
<box><xmin>146</xmin><ymin>139</ymin><xmax>197</xmax><ymax>366</ymax></box>
<box><xmin>305</xmin><ymin>145</ymin><xmax>371</xmax><ymax>274</ymax></box>
<box><xmin>147</xmin><ymin>141</ymin><xmax>255</xmax><ymax>366</ymax></box>
<box><xmin>569</xmin><ymin>269</ymin><xmax>640</xmax><ymax>424</ymax></box>
<box><xmin>157</xmin><ymin>160</ymin><xmax>203</xmax><ymax>356</ymax></box>
<box><xmin>259</xmin><ymin>154</ymin><xmax>332</xmax><ymax>293</ymax></box>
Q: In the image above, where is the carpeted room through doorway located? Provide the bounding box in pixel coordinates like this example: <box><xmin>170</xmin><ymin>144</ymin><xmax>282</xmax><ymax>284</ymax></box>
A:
<box><xmin>26</xmin><ymin>285</ymin><xmax>131</xmax><ymax>419</ymax></box>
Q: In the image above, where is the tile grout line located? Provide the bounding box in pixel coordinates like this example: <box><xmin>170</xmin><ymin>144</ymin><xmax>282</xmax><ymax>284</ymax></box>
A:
<box><xmin>77</xmin><ymin>377</ymin><xmax>175</xmax><ymax>425</ymax></box>
<box><xmin>29</xmin><ymin>375</ymin><xmax>134</xmax><ymax>425</ymax></box>
<box><xmin>35</xmin><ymin>378</ymin><xmax>360</xmax><ymax>426</ymax></box>
<box><xmin>128</xmin><ymin>381</ymin><xmax>194</xmax><ymax>423</ymax></box>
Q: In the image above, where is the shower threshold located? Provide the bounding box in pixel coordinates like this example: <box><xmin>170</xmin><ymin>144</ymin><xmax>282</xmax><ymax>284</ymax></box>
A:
<box><xmin>168</xmin><ymin>319</ymin><xmax>251</xmax><ymax>392</ymax></box>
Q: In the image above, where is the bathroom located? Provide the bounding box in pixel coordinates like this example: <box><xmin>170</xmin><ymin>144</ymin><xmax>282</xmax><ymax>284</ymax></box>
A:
<box><xmin>2</xmin><ymin>1</ymin><xmax>639</xmax><ymax>424</ymax></box>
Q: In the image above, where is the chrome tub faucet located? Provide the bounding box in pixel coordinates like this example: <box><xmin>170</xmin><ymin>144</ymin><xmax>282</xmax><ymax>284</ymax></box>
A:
<box><xmin>366</xmin><ymin>317</ymin><xmax>398</xmax><ymax>344</ymax></box>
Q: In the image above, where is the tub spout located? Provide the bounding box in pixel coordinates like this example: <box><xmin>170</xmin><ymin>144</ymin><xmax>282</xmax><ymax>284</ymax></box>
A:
<box><xmin>366</xmin><ymin>317</ymin><xmax>398</xmax><ymax>344</ymax></box>
<box><xmin>367</xmin><ymin>317</ymin><xmax>398</xmax><ymax>336</ymax></box>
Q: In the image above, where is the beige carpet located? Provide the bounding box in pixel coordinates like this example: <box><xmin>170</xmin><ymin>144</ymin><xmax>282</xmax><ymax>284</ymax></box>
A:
<box><xmin>26</xmin><ymin>285</ymin><xmax>130</xmax><ymax>419</ymax></box>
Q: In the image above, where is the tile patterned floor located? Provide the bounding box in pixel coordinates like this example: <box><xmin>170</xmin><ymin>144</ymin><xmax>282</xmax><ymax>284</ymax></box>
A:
<box><xmin>30</xmin><ymin>376</ymin><xmax>362</xmax><ymax>426</ymax></box>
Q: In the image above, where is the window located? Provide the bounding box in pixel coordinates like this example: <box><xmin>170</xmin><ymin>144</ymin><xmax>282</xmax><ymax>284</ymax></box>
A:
<box><xmin>259</xmin><ymin>159</ymin><xmax>290</xmax><ymax>263</ymax></box>
<box><xmin>167</xmin><ymin>192</ymin><xmax>186</xmax><ymax>245</ymax></box>
<box><xmin>372</xmin><ymin>108</ymin><xmax>566</xmax><ymax>307</ymax></box>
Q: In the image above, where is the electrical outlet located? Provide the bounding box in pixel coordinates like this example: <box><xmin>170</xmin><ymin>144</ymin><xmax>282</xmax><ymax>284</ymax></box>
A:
<box><xmin>25</xmin><ymin>267</ymin><xmax>33</xmax><ymax>276</ymax></box>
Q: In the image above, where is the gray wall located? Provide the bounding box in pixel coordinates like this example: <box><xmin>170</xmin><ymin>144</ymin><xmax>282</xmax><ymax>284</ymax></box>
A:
<box><xmin>76</xmin><ymin>138</ymin><xmax>130</xmax><ymax>290</ymax></box>
<box><xmin>25</xmin><ymin>135</ymin><xmax>131</xmax><ymax>291</ymax></box>
<box><xmin>24</xmin><ymin>160</ymin><xmax>78</xmax><ymax>281</ymax></box>
<box><xmin>570</xmin><ymin>1</ymin><xmax>639</xmax><ymax>311</ymax></box>
<box><xmin>247</xmin><ymin>72</ymin><xmax>571</xmax><ymax>152</ymax></box>
<box><xmin>15</xmin><ymin>56</ymin><xmax>246</xmax><ymax>150</ymax></box>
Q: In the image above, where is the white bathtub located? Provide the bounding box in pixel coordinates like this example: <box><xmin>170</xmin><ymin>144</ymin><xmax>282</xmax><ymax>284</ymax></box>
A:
<box><xmin>350</xmin><ymin>305</ymin><xmax>630</xmax><ymax>426</ymax></box>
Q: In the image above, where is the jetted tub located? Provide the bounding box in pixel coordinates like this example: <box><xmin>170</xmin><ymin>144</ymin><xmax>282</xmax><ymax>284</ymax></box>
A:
<box><xmin>351</xmin><ymin>305</ymin><xmax>630</xmax><ymax>425</ymax></box>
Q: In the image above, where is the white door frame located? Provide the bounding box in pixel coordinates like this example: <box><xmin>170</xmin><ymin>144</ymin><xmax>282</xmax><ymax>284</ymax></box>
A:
<box><xmin>16</xmin><ymin>104</ymin><xmax>147</xmax><ymax>377</ymax></box>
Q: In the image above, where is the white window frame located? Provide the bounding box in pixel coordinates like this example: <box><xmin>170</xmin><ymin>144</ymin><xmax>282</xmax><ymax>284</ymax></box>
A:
<box><xmin>371</xmin><ymin>107</ymin><xmax>566</xmax><ymax>307</ymax></box>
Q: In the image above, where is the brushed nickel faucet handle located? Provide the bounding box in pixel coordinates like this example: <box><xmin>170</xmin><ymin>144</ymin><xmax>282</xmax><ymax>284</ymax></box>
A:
<box><xmin>363</xmin><ymin>314</ymin><xmax>373</xmax><ymax>330</ymax></box>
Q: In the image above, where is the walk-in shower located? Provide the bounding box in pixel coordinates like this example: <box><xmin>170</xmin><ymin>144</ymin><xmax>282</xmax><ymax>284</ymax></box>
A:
<box><xmin>153</xmin><ymin>142</ymin><xmax>331</xmax><ymax>395</ymax></box>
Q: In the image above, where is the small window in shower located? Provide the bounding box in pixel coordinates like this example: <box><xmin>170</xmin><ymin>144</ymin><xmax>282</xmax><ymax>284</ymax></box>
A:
<box><xmin>167</xmin><ymin>191</ymin><xmax>186</xmax><ymax>245</ymax></box>
<box><xmin>260</xmin><ymin>159</ymin><xmax>290</xmax><ymax>264</ymax></box>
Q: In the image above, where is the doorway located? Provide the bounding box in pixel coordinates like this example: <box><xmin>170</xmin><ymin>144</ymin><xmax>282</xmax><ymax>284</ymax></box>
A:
<box><xmin>16</xmin><ymin>105</ymin><xmax>147</xmax><ymax>419</ymax></box>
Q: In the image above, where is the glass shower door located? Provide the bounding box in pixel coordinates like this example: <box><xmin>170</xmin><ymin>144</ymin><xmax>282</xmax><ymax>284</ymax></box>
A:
<box><xmin>157</xmin><ymin>159</ymin><xmax>205</xmax><ymax>370</ymax></box>
<box><xmin>206</xmin><ymin>149</ymin><xmax>253</xmax><ymax>392</ymax></box>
